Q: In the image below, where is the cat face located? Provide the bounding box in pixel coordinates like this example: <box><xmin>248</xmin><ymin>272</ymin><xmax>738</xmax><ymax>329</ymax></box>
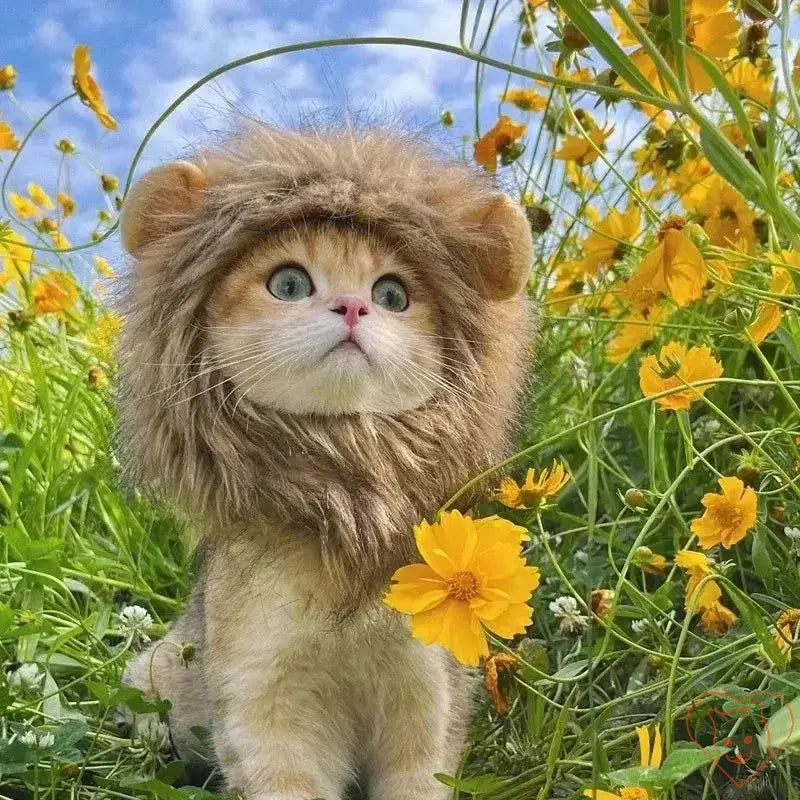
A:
<box><xmin>206</xmin><ymin>226</ymin><xmax>443</xmax><ymax>415</ymax></box>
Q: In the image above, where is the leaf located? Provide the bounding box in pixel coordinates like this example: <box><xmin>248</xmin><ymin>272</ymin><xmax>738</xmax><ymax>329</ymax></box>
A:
<box><xmin>434</xmin><ymin>772</ymin><xmax>507</xmax><ymax>794</ymax></box>
<box><xmin>723</xmin><ymin>582</ymin><xmax>786</xmax><ymax>668</ymax></box>
<box><xmin>751</xmin><ymin>527</ymin><xmax>774</xmax><ymax>592</ymax></box>
<box><xmin>759</xmin><ymin>693</ymin><xmax>800</xmax><ymax>753</ymax></box>
<box><xmin>86</xmin><ymin>681</ymin><xmax>171</xmax><ymax>714</ymax></box>
<box><xmin>658</xmin><ymin>747</ymin><xmax>719</xmax><ymax>782</ymax></box>
<box><xmin>607</xmin><ymin>765</ymin><xmax>662</xmax><ymax>789</ymax></box>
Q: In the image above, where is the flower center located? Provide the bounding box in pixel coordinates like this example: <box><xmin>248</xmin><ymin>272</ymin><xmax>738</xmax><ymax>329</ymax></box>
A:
<box><xmin>620</xmin><ymin>788</ymin><xmax>649</xmax><ymax>800</ymax></box>
<box><xmin>714</xmin><ymin>502</ymin><xmax>743</xmax><ymax>532</ymax></box>
<box><xmin>447</xmin><ymin>571</ymin><xmax>480</xmax><ymax>602</ymax></box>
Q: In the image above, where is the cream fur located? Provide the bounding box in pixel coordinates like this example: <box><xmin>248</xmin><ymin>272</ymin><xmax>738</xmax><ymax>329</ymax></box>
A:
<box><xmin>119</xmin><ymin>123</ymin><xmax>535</xmax><ymax>800</ymax></box>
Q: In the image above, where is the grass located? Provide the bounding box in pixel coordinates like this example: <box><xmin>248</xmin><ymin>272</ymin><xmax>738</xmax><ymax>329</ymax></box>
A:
<box><xmin>3</xmin><ymin>0</ymin><xmax>800</xmax><ymax>798</ymax></box>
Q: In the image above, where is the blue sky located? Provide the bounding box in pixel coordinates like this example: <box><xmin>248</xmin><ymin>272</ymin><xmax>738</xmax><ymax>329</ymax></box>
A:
<box><xmin>2</xmin><ymin>0</ymin><xmax>527</xmax><ymax>273</ymax></box>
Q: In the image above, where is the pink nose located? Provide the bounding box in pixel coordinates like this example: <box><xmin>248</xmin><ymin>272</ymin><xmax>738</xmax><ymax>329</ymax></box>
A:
<box><xmin>331</xmin><ymin>295</ymin><xmax>369</xmax><ymax>328</ymax></box>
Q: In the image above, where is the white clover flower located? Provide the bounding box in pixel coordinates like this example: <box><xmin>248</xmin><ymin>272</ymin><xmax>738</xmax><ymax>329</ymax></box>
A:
<box><xmin>549</xmin><ymin>596</ymin><xmax>590</xmax><ymax>634</ymax></box>
<box><xmin>631</xmin><ymin>619</ymin><xmax>649</xmax><ymax>635</ymax></box>
<box><xmin>136</xmin><ymin>716</ymin><xmax>171</xmax><ymax>752</ymax></box>
<box><xmin>7</xmin><ymin>662</ymin><xmax>44</xmax><ymax>693</ymax></box>
<box><xmin>785</xmin><ymin>527</ymin><xmax>800</xmax><ymax>557</ymax></box>
<box><xmin>119</xmin><ymin>605</ymin><xmax>153</xmax><ymax>643</ymax></box>
<box><xmin>691</xmin><ymin>416</ymin><xmax>721</xmax><ymax>446</ymax></box>
<box><xmin>19</xmin><ymin>730</ymin><xmax>54</xmax><ymax>749</ymax></box>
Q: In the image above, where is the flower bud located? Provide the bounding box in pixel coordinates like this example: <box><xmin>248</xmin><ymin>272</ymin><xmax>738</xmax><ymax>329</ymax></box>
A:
<box><xmin>60</xmin><ymin>763</ymin><xmax>80</xmax><ymax>780</ymax></box>
<box><xmin>440</xmin><ymin>109</ymin><xmax>454</xmax><ymax>127</ymax></box>
<box><xmin>562</xmin><ymin>22</ymin><xmax>589</xmax><ymax>52</ymax></box>
<box><xmin>0</xmin><ymin>65</ymin><xmax>18</xmax><ymax>91</ymax></box>
<box><xmin>114</xmin><ymin>193</ymin><xmax>124</xmax><ymax>211</ymax></box>
<box><xmin>181</xmin><ymin>642</ymin><xmax>197</xmax><ymax>664</ymax></box>
<box><xmin>526</xmin><ymin>204</ymin><xmax>552</xmax><ymax>234</ymax></box>
<box><xmin>100</xmin><ymin>174</ymin><xmax>118</xmax><ymax>192</ymax></box>
<box><xmin>97</xmin><ymin>209</ymin><xmax>112</xmax><ymax>224</ymax></box>
<box><xmin>625</xmin><ymin>488</ymin><xmax>646</xmax><ymax>508</ymax></box>
<box><xmin>771</xmin><ymin>504</ymin><xmax>788</xmax><ymax>523</ymax></box>
<box><xmin>56</xmin><ymin>139</ymin><xmax>76</xmax><ymax>154</ymax></box>
<box><xmin>520</xmin><ymin>27</ymin><xmax>534</xmax><ymax>47</ymax></box>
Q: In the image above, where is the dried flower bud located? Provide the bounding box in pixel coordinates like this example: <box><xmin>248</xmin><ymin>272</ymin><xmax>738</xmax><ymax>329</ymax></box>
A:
<box><xmin>526</xmin><ymin>204</ymin><xmax>552</xmax><ymax>233</ymax></box>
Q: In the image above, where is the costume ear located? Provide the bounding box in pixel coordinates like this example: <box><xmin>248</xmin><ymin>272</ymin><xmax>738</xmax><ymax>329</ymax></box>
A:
<box><xmin>120</xmin><ymin>161</ymin><xmax>207</xmax><ymax>256</ymax></box>
<box><xmin>467</xmin><ymin>194</ymin><xmax>533</xmax><ymax>301</ymax></box>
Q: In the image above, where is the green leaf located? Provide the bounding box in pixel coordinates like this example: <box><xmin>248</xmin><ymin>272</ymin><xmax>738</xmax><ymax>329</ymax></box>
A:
<box><xmin>751</xmin><ymin>527</ymin><xmax>774</xmax><ymax>592</ymax></box>
<box><xmin>434</xmin><ymin>772</ymin><xmax>507</xmax><ymax>794</ymax></box>
<box><xmin>724</xmin><ymin>582</ymin><xmax>786</xmax><ymax>668</ymax></box>
<box><xmin>658</xmin><ymin>747</ymin><xmax>719</xmax><ymax>782</ymax></box>
<box><xmin>759</xmin><ymin>693</ymin><xmax>800</xmax><ymax>753</ymax></box>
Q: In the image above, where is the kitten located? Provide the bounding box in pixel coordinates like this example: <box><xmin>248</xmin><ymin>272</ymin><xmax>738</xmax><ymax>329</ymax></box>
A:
<box><xmin>118</xmin><ymin>125</ymin><xmax>534</xmax><ymax>800</ymax></box>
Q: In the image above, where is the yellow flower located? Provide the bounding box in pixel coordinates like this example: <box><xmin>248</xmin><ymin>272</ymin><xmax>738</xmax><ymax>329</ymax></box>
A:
<box><xmin>690</xmin><ymin>476</ymin><xmax>757</xmax><ymax>549</ymax></box>
<box><xmin>27</xmin><ymin>183</ymin><xmax>54</xmax><ymax>210</ymax></box>
<box><xmin>50</xmin><ymin>231</ymin><xmax>71</xmax><ymax>250</ymax></box>
<box><xmin>0</xmin><ymin>65</ymin><xmax>17</xmax><ymax>90</ymax></box>
<box><xmin>639</xmin><ymin>341</ymin><xmax>723</xmax><ymax>411</ymax></box>
<box><xmin>774</xmin><ymin>609</ymin><xmax>800</xmax><ymax>660</ymax></box>
<box><xmin>90</xmin><ymin>312</ymin><xmax>123</xmax><ymax>355</ymax></box>
<box><xmin>72</xmin><ymin>45</ymin><xmax>118</xmax><ymax>131</ymax></box>
<box><xmin>384</xmin><ymin>511</ymin><xmax>541</xmax><ymax>666</ymax></box>
<box><xmin>606</xmin><ymin>305</ymin><xmax>670</xmax><ymax>365</ymax></box>
<box><xmin>0</xmin><ymin>230</ymin><xmax>32</xmax><ymax>286</ymax></box>
<box><xmin>554</xmin><ymin>127</ymin><xmax>613</xmax><ymax>166</ymax></box>
<box><xmin>700</xmin><ymin>601</ymin><xmax>738</xmax><ymax>637</ymax></box>
<box><xmin>583</xmin><ymin>726</ymin><xmax>662</xmax><ymax>800</ymax></box>
<box><xmin>622</xmin><ymin>227</ymin><xmax>707</xmax><ymax>311</ymax></box>
<box><xmin>473</xmin><ymin>116</ymin><xmax>527</xmax><ymax>173</ymax></box>
<box><xmin>583</xmin><ymin>205</ymin><xmax>641</xmax><ymax>272</ymax></box>
<box><xmin>9</xmin><ymin>192</ymin><xmax>38</xmax><ymax>219</ymax></box>
<box><xmin>688</xmin><ymin>175</ymin><xmax>756</xmax><ymax>254</ymax></box>
<box><xmin>726</xmin><ymin>58</ymin><xmax>773</xmax><ymax>107</ymax></box>
<box><xmin>32</xmin><ymin>270</ymin><xmax>78</xmax><ymax>316</ymax></box>
<box><xmin>482</xmin><ymin>651</ymin><xmax>518</xmax><ymax>714</ymax></box>
<box><xmin>746</xmin><ymin>267</ymin><xmax>794</xmax><ymax>344</ymax></box>
<box><xmin>632</xmin><ymin>546</ymin><xmax>668</xmax><ymax>575</ymax></box>
<box><xmin>0</xmin><ymin>121</ymin><xmax>19</xmax><ymax>151</ymax></box>
<box><xmin>57</xmin><ymin>192</ymin><xmax>76</xmax><ymax>218</ymax></box>
<box><xmin>500</xmin><ymin>87</ymin><xmax>547</xmax><ymax>112</ymax></box>
<box><xmin>676</xmin><ymin>550</ymin><xmax>723</xmax><ymax>610</ymax></box>
<box><xmin>496</xmin><ymin>461</ymin><xmax>570</xmax><ymax>509</ymax></box>
<box><xmin>93</xmin><ymin>255</ymin><xmax>114</xmax><ymax>278</ymax></box>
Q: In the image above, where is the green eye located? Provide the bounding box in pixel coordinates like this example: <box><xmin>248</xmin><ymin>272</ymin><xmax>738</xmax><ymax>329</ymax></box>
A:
<box><xmin>372</xmin><ymin>276</ymin><xmax>409</xmax><ymax>312</ymax></box>
<box><xmin>267</xmin><ymin>264</ymin><xmax>314</xmax><ymax>301</ymax></box>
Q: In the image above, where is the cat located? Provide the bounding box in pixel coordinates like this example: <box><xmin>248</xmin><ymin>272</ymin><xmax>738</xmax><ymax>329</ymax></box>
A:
<box><xmin>118</xmin><ymin>124</ymin><xmax>535</xmax><ymax>800</ymax></box>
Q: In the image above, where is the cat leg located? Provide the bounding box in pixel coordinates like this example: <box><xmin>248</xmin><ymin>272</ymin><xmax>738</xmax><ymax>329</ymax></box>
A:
<box><xmin>366</xmin><ymin>638</ymin><xmax>475</xmax><ymax>800</ymax></box>
<box><xmin>204</xmin><ymin>540</ymin><xmax>357</xmax><ymax>800</ymax></box>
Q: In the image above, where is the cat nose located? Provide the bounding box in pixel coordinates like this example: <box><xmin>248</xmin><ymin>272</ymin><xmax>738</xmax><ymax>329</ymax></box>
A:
<box><xmin>330</xmin><ymin>295</ymin><xmax>369</xmax><ymax>328</ymax></box>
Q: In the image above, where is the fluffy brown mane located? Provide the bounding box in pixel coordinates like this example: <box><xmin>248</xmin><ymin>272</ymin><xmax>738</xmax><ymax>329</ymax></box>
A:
<box><xmin>117</xmin><ymin>124</ymin><xmax>535</xmax><ymax>599</ymax></box>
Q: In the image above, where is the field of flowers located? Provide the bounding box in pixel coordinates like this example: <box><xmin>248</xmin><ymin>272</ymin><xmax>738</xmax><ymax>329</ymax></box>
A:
<box><xmin>2</xmin><ymin>1</ymin><xmax>800</xmax><ymax>798</ymax></box>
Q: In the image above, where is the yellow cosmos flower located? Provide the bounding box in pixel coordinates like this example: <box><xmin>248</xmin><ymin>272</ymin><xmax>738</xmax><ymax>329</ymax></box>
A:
<box><xmin>93</xmin><ymin>255</ymin><xmax>114</xmax><ymax>278</ymax></box>
<box><xmin>32</xmin><ymin>270</ymin><xmax>78</xmax><ymax>316</ymax></box>
<box><xmin>700</xmin><ymin>601</ymin><xmax>738</xmax><ymax>637</ymax></box>
<box><xmin>72</xmin><ymin>45</ymin><xmax>118</xmax><ymax>131</ymax></box>
<box><xmin>0</xmin><ymin>230</ymin><xmax>32</xmax><ymax>286</ymax></box>
<box><xmin>554</xmin><ymin>127</ymin><xmax>613</xmax><ymax>166</ymax></box>
<box><xmin>9</xmin><ymin>192</ymin><xmax>38</xmax><ymax>219</ymax></box>
<box><xmin>500</xmin><ymin>87</ymin><xmax>547</xmax><ymax>112</ymax></box>
<box><xmin>496</xmin><ymin>461</ymin><xmax>570</xmax><ymax>509</ymax></box>
<box><xmin>27</xmin><ymin>183</ymin><xmax>54</xmax><ymax>210</ymax></box>
<box><xmin>746</xmin><ymin>267</ymin><xmax>794</xmax><ymax>344</ymax></box>
<box><xmin>473</xmin><ymin>116</ymin><xmax>527</xmax><ymax>173</ymax></box>
<box><xmin>606</xmin><ymin>304</ymin><xmax>670</xmax><ymax>365</ymax></box>
<box><xmin>688</xmin><ymin>175</ymin><xmax>756</xmax><ymax>254</ymax></box>
<box><xmin>622</xmin><ymin>227</ymin><xmax>707</xmax><ymax>312</ymax></box>
<box><xmin>384</xmin><ymin>511</ymin><xmax>541</xmax><ymax>666</ymax></box>
<box><xmin>584</xmin><ymin>726</ymin><xmax>662</xmax><ymax>800</ymax></box>
<box><xmin>583</xmin><ymin>205</ymin><xmax>641</xmax><ymax>272</ymax></box>
<box><xmin>0</xmin><ymin>121</ymin><xmax>19</xmax><ymax>151</ymax></box>
<box><xmin>774</xmin><ymin>609</ymin><xmax>800</xmax><ymax>660</ymax></box>
<box><xmin>676</xmin><ymin>550</ymin><xmax>721</xmax><ymax>610</ymax></box>
<box><xmin>57</xmin><ymin>192</ymin><xmax>76</xmax><ymax>217</ymax></box>
<box><xmin>639</xmin><ymin>341</ymin><xmax>723</xmax><ymax>411</ymax></box>
<box><xmin>0</xmin><ymin>65</ymin><xmax>17</xmax><ymax>91</ymax></box>
<box><xmin>726</xmin><ymin>58</ymin><xmax>773</xmax><ymax>107</ymax></box>
<box><xmin>690</xmin><ymin>476</ymin><xmax>757</xmax><ymax>549</ymax></box>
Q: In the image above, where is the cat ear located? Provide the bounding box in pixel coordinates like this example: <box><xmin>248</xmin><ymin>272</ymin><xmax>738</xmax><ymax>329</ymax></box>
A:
<box><xmin>120</xmin><ymin>161</ymin><xmax>207</xmax><ymax>256</ymax></box>
<box><xmin>466</xmin><ymin>194</ymin><xmax>533</xmax><ymax>301</ymax></box>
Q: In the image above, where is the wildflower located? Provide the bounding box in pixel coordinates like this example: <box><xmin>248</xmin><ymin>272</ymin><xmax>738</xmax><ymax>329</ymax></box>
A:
<box><xmin>690</xmin><ymin>476</ymin><xmax>757</xmax><ymax>549</ymax></box>
<box><xmin>32</xmin><ymin>271</ymin><xmax>78</xmax><ymax>316</ymax></box>
<box><xmin>746</xmin><ymin>267</ymin><xmax>794</xmax><ymax>344</ymax></box>
<box><xmin>582</xmin><ymin>205</ymin><xmax>641</xmax><ymax>273</ymax></box>
<box><xmin>9</xmin><ymin>192</ymin><xmax>38</xmax><ymax>219</ymax></box>
<box><xmin>584</xmin><ymin>726</ymin><xmax>662</xmax><ymax>800</ymax></box>
<box><xmin>675</xmin><ymin>550</ymin><xmax>722</xmax><ymax>610</ymax></box>
<box><xmin>384</xmin><ymin>511</ymin><xmax>541</xmax><ymax>666</ymax></box>
<box><xmin>0</xmin><ymin>230</ymin><xmax>32</xmax><ymax>286</ymax></box>
<box><xmin>622</xmin><ymin>227</ymin><xmax>707</xmax><ymax>311</ymax></box>
<box><xmin>631</xmin><ymin>619</ymin><xmax>649</xmax><ymax>635</ymax></box>
<box><xmin>549</xmin><ymin>596</ymin><xmax>590</xmax><ymax>634</ymax></box>
<box><xmin>553</xmin><ymin>127</ymin><xmax>613</xmax><ymax>166</ymax></box>
<box><xmin>727</xmin><ymin>58</ymin><xmax>773</xmax><ymax>107</ymax></box>
<box><xmin>774</xmin><ymin>609</ymin><xmax>800</xmax><ymax>659</ymax></box>
<box><xmin>639</xmin><ymin>342</ymin><xmax>723</xmax><ymax>411</ymax></box>
<box><xmin>90</xmin><ymin>312</ymin><xmax>123</xmax><ymax>355</ymax></box>
<box><xmin>501</xmin><ymin>87</ymin><xmax>547</xmax><ymax>112</ymax></box>
<box><xmin>6</xmin><ymin>662</ymin><xmax>44</xmax><ymax>693</ymax></box>
<box><xmin>632</xmin><ymin>546</ymin><xmax>668</xmax><ymax>574</ymax></box>
<box><xmin>482</xmin><ymin>651</ymin><xmax>518</xmax><ymax>714</ymax></box>
<box><xmin>700</xmin><ymin>601</ymin><xmax>738</xmax><ymax>636</ymax></box>
<box><xmin>27</xmin><ymin>183</ymin><xmax>54</xmax><ymax>210</ymax></box>
<box><xmin>136</xmin><ymin>715</ymin><xmax>171</xmax><ymax>752</ymax></box>
<box><xmin>474</xmin><ymin>116</ymin><xmax>527</xmax><ymax>173</ymax></box>
<box><xmin>691</xmin><ymin>175</ymin><xmax>756</xmax><ymax>254</ymax></box>
<box><xmin>0</xmin><ymin>121</ymin><xmax>19</xmax><ymax>151</ymax></box>
<box><xmin>496</xmin><ymin>461</ymin><xmax>570</xmax><ymax>509</ymax></box>
<box><xmin>0</xmin><ymin>65</ymin><xmax>17</xmax><ymax>90</ymax></box>
<box><xmin>19</xmin><ymin>730</ymin><xmax>55</xmax><ymax>749</ymax></box>
<box><xmin>93</xmin><ymin>255</ymin><xmax>114</xmax><ymax>278</ymax></box>
<box><xmin>606</xmin><ymin>305</ymin><xmax>669</xmax><ymax>364</ymax></box>
<box><xmin>72</xmin><ymin>45</ymin><xmax>117</xmax><ymax>130</ymax></box>
<box><xmin>57</xmin><ymin>192</ymin><xmax>75</xmax><ymax>217</ymax></box>
<box><xmin>119</xmin><ymin>604</ymin><xmax>154</xmax><ymax>643</ymax></box>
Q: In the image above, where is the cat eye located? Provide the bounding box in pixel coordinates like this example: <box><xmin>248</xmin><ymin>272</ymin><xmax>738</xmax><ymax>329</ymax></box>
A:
<box><xmin>372</xmin><ymin>276</ymin><xmax>409</xmax><ymax>312</ymax></box>
<box><xmin>267</xmin><ymin>263</ymin><xmax>314</xmax><ymax>301</ymax></box>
